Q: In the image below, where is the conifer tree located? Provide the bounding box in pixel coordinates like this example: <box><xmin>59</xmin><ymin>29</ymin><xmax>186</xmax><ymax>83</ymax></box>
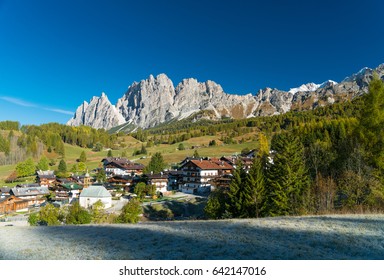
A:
<box><xmin>265</xmin><ymin>133</ymin><xmax>310</xmax><ymax>216</ymax></box>
<box><xmin>225</xmin><ymin>161</ymin><xmax>247</xmax><ymax>218</ymax></box>
<box><xmin>358</xmin><ymin>75</ymin><xmax>384</xmax><ymax>171</ymax></box>
<box><xmin>57</xmin><ymin>159</ymin><xmax>67</xmax><ymax>176</ymax></box>
<box><xmin>144</xmin><ymin>152</ymin><xmax>166</xmax><ymax>174</ymax></box>
<box><xmin>244</xmin><ymin>156</ymin><xmax>266</xmax><ymax>218</ymax></box>
<box><xmin>79</xmin><ymin>151</ymin><xmax>87</xmax><ymax>162</ymax></box>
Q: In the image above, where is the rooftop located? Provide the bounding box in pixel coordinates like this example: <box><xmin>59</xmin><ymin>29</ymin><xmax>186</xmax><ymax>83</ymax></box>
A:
<box><xmin>80</xmin><ymin>185</ymin><xmax>111</xmax><ymax>198</ymax></box>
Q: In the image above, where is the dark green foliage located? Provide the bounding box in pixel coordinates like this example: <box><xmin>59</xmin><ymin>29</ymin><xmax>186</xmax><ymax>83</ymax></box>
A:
<box><xmin>204</xmin><ymin>188</ymin><xmax>228</xmax><ymax>219</ymax></box>
<box><xmin>244</xmin><ymin>156</ymin><xmax>266</xmax><ymax>218</ymax></box>
<box><xmin>266</xmin><ymin>133</ymin><xmax>310</xmax><ymax>216</ymax></box>
<box><xmin>107</xmin><ymin>149</ymin><xmax>113</xmax><ymax>157</ymax></box>
<box><xmin>96</xmin><ymin>168</ymin><xmax>107</xmax><ymax>183</ymax></box>
<box><xmin>144</xmin><ymin>152</ymin><xmax>166</xmax><ymax>174</ymax></box>
<box><xmin>56</xmin><ymin>159</ymin><xmax>67</xmax><ymax>177</ymax></box>
<box><xmin>225</xmin><ymin>161</ymin><xmax>248</xmax><ymax>218</ymax></box>
<box><xmin>358</xmin><ymin>75</ymin><xmax>384</xmax><ymax>172</ymax></box>
<box><xmin>209</xmin><ymin>140</ymin><xmax>217</xmax><ymax>146</ymax></box>
<box><xmin>178</xmin><ymin>143</ymin><xmax>185</xmax><ymax>150</ymax></box>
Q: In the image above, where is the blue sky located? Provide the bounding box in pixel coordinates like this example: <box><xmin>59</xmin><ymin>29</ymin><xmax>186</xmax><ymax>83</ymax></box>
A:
<box><xmin>0</xmin><ymin>0</ymin><xmax>383</xmax><ymax>125</ymax></box>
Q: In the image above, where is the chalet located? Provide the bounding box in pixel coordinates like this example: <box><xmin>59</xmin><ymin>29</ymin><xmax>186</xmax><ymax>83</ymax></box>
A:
<box><xmin>10</xmin><ymin>186</ymin><xmax>50</xmax><ymax>207</ymax></box>
<box><xmin>180</xmin><ymin>158</ymin><xmax>234</xmax><ymax>194</ymax></box>
<box><xmin>0</xmin><ymin>187</ymin><xmax>11</xmax><ymax>196</ymax></box>
<box><xmin>145</xmin><ymin>173</ymin><xmax>169</xmax><ymax>194</ymax></box>
<box><xmin>167</xmin><ymin>170</ymin><xmax>183</xmax><ymax>191</ymax></box>
<box><xmin>220</xmin><ymin>156</ymin><xmax>253</xmax><ymax>173</ymax></box>
<box><xmin>102</xmin><ymin>157</ymin><xmax>144</xmax><ymax>177</ymax></box>
<box><xmin>108</xmin><ymin>175</ymin><xmax>134</xmax><ymax>192</ymax></box>
<box><xmin>56</xmin><ymin>183</ymin><xmax>82</xmax><ymax>203</ymax></box>
<box><xmin>79</xmin><ymin>185</ymin><xmax>112</xmax><ymax>209</ymax></box>
<box><xmin>36</xmin><ymin>170</ymin><xmax>56</xmax><ymax>187</ymax></box>
<box><xmin>0</xmin><ymin>195</ymin><xmax>29</xmax><ymax>215</ymax></box>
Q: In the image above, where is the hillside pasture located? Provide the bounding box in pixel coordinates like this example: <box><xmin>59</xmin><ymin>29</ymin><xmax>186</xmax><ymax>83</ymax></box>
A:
<box><xmin>1</xmin><ymin>214</ymin><xmax>384</xmax><ymax>260</ymax></box>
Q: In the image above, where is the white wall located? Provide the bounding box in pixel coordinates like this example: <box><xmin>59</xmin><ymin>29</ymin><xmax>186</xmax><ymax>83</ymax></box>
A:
<box><xmin>79</xmin><ymin>197</ymin><xmax>112</xmax><ymax>209</ymax></box>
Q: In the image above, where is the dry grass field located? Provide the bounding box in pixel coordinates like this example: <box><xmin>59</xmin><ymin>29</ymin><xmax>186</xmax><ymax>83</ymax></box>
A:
<box><xmin>1</xmin><ymin>214</ymin><xmax>384</xmax><ymax>260</ymax></box>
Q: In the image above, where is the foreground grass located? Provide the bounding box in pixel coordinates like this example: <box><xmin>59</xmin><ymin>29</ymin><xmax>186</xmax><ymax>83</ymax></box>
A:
<box><xmin>1</xmin><ymin>214</ymin><xmax>384</xmax><ymax>260</ymax></box>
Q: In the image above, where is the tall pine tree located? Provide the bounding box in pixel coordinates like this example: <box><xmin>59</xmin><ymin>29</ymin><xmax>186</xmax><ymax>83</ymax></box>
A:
<box><xmin>266</xmin><ymin>133</ymin><xmax>310</xmax><ymax>216</ymax></box>
<box><xmin>225</xmin><ymin>161</ymin><xmax>247</xmax><ymax>218</ymax></box>
<box><xmin>244</xmin><ymin>156</ymin><xmax>266</xmax><ymax>218</ymax></box>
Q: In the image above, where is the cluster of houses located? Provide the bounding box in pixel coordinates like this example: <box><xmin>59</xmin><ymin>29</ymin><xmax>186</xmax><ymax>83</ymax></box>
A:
<box><xmin>1</xmin><ymin>152</ymin><xmax>256</xmax><ymax>215</ymax></box>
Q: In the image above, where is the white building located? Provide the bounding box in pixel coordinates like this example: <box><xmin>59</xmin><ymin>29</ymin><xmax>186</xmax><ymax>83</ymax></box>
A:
<box><xmin>79</xmin><ymin>185</ymin><xmax>112</xmax><ymax>209</ymax></box>
<box><xmin>180</xmin><ymin>158</ymin><xmax>234</xmax><ymax>194</ymax></box>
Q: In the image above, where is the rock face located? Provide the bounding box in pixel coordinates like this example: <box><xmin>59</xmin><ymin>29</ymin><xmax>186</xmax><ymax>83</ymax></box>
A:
<box><xmin>67</xmin><ymin>92</ymin><xmax>125</xmax><ymax>129</ymax></box>
<box><xmin>67</xmin><ymin>64</ymin><xmax>384</xmax><ymax>130</ymax></box>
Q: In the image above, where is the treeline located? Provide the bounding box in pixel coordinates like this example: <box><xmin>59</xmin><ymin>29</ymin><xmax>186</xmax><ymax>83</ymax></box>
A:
<box><xmin>205</xmin><ymin>76</ymin><xmax>384</xmax><ymax>217</ymax></box>
<box><xmin>21</xmin><ymin>123</ymin><xmax>117</xmax><ymax>150</ymax></box>
<box><xmin>129</xmin><ymin>95</ymin><xmax>361</xmax><ymax>146</ymax></box>
<box><xmin>0</xmin><ymin>121</ymin><xmax>20</xmax><ymax>131</ymax></box>
<box><xmin>0</xmin><ymin>130</ymin><xmax>44</xmax><ymax>165</ymax></box>
<box><xmin>1</xmin><ymin>122</ymin><xmax>117</xmax><ymax>165</ymax></box>
<box><xmin>29</xmin><ymin>199</ymin><xmax>142</xmax><ymax>226</ymax></box>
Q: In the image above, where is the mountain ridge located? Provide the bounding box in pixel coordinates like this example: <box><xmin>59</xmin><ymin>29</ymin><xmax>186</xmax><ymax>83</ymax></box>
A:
<box><xmin>67</xmin><ymin>64</ymin><xmax>384</xmax><ymax>130</ymax></box>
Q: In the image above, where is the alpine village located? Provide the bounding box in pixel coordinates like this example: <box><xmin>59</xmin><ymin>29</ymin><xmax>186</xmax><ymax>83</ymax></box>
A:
<box><xmin>1</xmin><ymin>64</ymin><xmax>384</xmax><ymax>228</ymax></box>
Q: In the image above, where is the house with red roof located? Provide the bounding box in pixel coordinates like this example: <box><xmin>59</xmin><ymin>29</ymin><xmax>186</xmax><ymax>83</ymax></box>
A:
<box><xmin>179</xmin><ymin>158</ymin><xmax>234</xmax><ymax>194</ymax></box>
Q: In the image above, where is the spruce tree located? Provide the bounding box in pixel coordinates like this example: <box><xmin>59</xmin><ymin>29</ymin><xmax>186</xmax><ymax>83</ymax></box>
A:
<box><xmin>225</xmin><ymin>161</ymin><xmax>247</xmax><ymax>218</ymax></box>
<box><xmin>144</xmin><ymin>152</ymin><xmax>166</xmax><ymax>174</ymax></box>
<box><xmin>266</xmin><ymin>133</ymin><xmax>310</xmax><ymax>216</ymax></box>
<box><xmin>244</xmin><ymin>156</ymin><xmax>266</xmax><ymax>218</ymax></box>
<box><xmin>79</xmin><ymin>151</ymin><xmax>87</xmax><ymax>162</ymax></box>
<box><xmin>358</xmin><ymin>75</ymin><xmax>384</xmax><ymax>171</ymax></box>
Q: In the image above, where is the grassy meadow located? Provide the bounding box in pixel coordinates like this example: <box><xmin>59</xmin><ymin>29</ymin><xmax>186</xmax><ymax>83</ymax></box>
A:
<box><xmin>1</xmin><ymin>214</ymin><xmax>383</xmax><ymax>259</ymax></box>
<box><xmin>0</xmin><ymin>134</ymin><xmax>258</xmax><ymax>184</ymax></box>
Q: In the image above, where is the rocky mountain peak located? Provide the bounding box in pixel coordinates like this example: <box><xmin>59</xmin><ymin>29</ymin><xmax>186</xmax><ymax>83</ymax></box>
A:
<box><xmin>67</xmin><ymin>63</ymin><xmax>384</xmax><ymax>131</ymax></box>
<box><xmin>67</xmin><ymin>93</ymin><xmax>125</xmax><ymax>130</ymax></box>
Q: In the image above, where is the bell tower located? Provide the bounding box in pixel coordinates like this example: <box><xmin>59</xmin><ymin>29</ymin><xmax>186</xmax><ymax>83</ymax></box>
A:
<box><xmin>83</xmin><ymin>170</ymin><xmax>91</xmax><ymax>188</ymax></box>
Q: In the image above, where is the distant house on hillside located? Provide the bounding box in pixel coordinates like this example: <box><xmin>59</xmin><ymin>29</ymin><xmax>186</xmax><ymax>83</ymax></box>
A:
<box><xmin>167</xmin><ymin>170</ymin><xmax>183</xmax><ymax>191</ymax></box>
<box><xmin>144</xmin><ymin>172</ymin><xmax>169</xmax><ymax>194</ymax></box>
<box><xmin>36</xmin><ymin>170</ymin><xmax>56</xmax><ymax>187</ymax></box>
<box><xmin>179</xmin><ymin>158</ymin><xmax>234</xmax><ymax>194</ymax></box>
<box><xmin>79</xmin><ymin>185</ymin><xmax>112</xmax><ymax>209</ymax></box>
<box><xmin>10</xmin><ymin>186</ymin><xmax>50</xmax><ymax>207</ymax></box>
<box><xmin>101</xmin><ymin>157</ymin><xmax>144</xmax><ymax>177</ymax></box>
<box><xmin>0</xmin><ymin>187</ymin><xmax>11</xmax><ymax>196</ymax></box>
<box><xmin>0</xmin><ymin>195</ymin><xmax>29</xmax><ymax>215</ymax></box>
<box><xmin>220</xmin><ymin>156</ymin><xmax>253</xmax><ymax>173</ymax></box>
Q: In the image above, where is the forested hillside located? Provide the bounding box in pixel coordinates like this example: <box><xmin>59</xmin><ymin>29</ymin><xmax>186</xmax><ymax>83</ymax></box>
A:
<box><xmin>0</xmin><ymin>122</ymin><xmax>116</xmax><ymax>166</ymax></box>
<box><xmin>205</xmin><ymin>76</ymin><xmax>384</xmax><ymax>217</ymax></box>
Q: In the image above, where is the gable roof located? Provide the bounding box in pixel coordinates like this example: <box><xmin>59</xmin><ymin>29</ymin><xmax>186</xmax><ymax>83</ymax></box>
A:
<box><xmin>182</xmin><ymin>159</ymin><xmax>234</xmax><ymax>170</ymax></box>
<box><xmin>0</xmin><ymin>187</ymin><xmax>11</xmax><ymax>194</ymax></box>
<box><xmin>80</xmin><ymin>186</ymin><xmax>111</xmax><ymax>198</ymax></box>
<box><xmin>11</xmin><ymin>186</ymin><xmax>50</xmax><ymax>197</ymax></box>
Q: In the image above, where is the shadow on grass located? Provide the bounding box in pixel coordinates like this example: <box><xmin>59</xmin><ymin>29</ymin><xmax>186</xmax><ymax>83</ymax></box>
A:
<box><xmin>1</xmin><ymin>215</ymin><xmax>384</xmax><ymax>260</ymax></box>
